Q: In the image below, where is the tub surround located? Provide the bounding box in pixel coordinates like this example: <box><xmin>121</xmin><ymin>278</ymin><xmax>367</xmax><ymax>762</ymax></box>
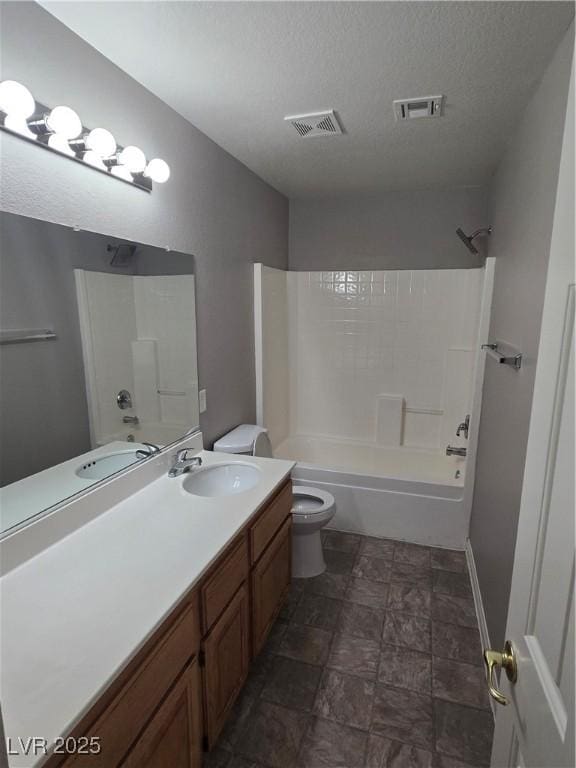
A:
<box><xmin>0</xmin><ymin>443</ymin><xmax>294</xmax><ymax>767</ymax></box>
<box><xmin>254</xmin><ymin>264</ymin><xmax>494</xmax><ymax>548</ymax></box>
<box><xmin>255</xmin><ymin>265</ymin><xmax>484</xmax><ymax>455</ymax></box>
<box><xmin>285</xmin><ymin>268</ymin><xmax>483</xmax><ymax>451</ymax></box>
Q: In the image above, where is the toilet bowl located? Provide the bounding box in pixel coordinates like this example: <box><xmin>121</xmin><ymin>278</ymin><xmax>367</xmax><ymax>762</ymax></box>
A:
<box><xmin>291</xmin><ymin>486</ymin><xmax>336</xmax><ymax>578</ymax></box>
<box><xmin>213</xmin><ymin>425</ymin><xmax>336</xmax><ymax>578</ymax></box>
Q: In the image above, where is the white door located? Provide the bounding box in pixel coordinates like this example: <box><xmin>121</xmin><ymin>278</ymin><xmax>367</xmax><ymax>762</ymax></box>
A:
<box><xmin>489</xmin><ymin>59</ymin><xmax>575</xmax><ymax>767</ymax></box>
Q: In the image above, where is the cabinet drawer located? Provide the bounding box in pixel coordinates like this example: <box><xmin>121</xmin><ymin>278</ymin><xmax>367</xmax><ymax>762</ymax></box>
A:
<box><xmin>201</xmin><ymin>537</ymin><xmax>249</xmax><ymax>632</ymax></box>
<box><xmin>61</xmin><ymin>595</ymin><xmax>200</xmax><ymax>767</ymax></box>
<box><xmin>251</xmin><ymin>516</ymin><xmax>292</xmax><ymax>656</ymax></box>
<box><xmin>250</xmin><ymin>481</ymin><xmax>292</xmax><ymax>564</ymax></box>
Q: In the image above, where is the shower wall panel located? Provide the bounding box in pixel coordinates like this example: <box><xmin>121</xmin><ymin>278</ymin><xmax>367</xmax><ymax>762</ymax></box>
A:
<box><xmin>287</xmin><ymin>269</ymin><xmax>483</xmax><ymax>450</ymax></box>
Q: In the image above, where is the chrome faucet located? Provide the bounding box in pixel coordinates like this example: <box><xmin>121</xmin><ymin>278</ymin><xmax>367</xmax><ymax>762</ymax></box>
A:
<box><xmin>123</xmin><ymin>415</ymin><xmax>140</xmax><ymax>425</ymax></box>
<box><xmin>135</xmin><ymin>442</ymin><xmax>161</xmax><ymax>459</ymax></box>
<box><xmin>446</xmin><ymin>445</ymin><xmax>467</xmax><ymax>457</ymax></box>
<box><xmin>456</xmin><ymin>414</ymin><xmax>470</xmax><ymax>439</ymax></box>
<box><xmin>168</xmin><ymin>449</ymin><xmax>202</xmax><ymax>477</ymax></box>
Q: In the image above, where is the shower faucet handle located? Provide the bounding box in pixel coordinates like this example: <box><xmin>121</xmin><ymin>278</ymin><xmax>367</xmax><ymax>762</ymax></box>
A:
<box><xmin>456</xmin><ymin>415</ymin><xmax>470</xmax><ymax>439</ymax></box>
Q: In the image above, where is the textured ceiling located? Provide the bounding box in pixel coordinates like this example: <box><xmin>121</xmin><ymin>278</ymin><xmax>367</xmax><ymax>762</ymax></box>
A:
<box><xmin>42</xmin><ymin>1</ymin><xmax>574</xmax><ymax>198</ymax></box>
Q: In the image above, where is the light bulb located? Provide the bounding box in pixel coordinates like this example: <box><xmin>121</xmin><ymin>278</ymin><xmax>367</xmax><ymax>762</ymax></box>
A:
<box><xmin>3</xmin><ymin>114</ymin><xmax>36</xmax><ymax>139</ymax></box>
<box><xmin>111</xmin><ymin>165</ymin><xmax>134</xmax><ymax>182</ymax></box>
<box><xmin>48</xmin><ymin>133</ymin><xmax>76</xmax><ymax>157</ymax></box>
<box><xmin>118</xmin><ymin>145</ymin><xmax>146</xmax><ymax>173</ymax></box>
<box><xmin>83</xmin><ymin>150</ymin><xmax>107</xmax><ymax>170</ymax></box>
<box><xmin>144</xmin><ymin>158</ymin><xmax>170</xmax><ymax>183</ymax></box>
<box><xmin>46</xmin><ymin>106</ymin><xmax>82</xmax><ymax>139</ymax></box>
<box><xmin>85</xmin><ymin>128</ymin><xmax>116</xmax><ymax>158</ymax></box>
<box><xmin>0</xmin><ymin>80</ymin><xmax>35</xmax><ymax>118</ymax></box>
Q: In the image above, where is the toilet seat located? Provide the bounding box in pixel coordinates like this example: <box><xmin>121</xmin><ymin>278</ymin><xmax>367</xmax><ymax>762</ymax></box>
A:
<box><xmin>291</xmin><ymin>486</ymin><xmax>335</xmax><ymax>524</ymax></box>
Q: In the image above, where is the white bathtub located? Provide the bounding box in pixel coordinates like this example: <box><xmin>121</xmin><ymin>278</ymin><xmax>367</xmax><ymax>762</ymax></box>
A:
<box><xmin>274</xmin><ymin>434</ymin><xmax>468</xmax><ymax>549</ymax></box>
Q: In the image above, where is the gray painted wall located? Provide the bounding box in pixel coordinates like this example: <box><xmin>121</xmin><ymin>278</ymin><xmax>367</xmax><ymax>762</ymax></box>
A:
<box><xmin>0</xmin><ymin>2</ymin><xmax>288</xmax><ymax>446</ymax></box>
<box><xmin>469</xmin><ymin>24</ymin><xmax>574</xmax><ymax>646</ymax></box>
<box><xmin>0</xmin><ymin>211</ymin><xmax>197</xmax><ymax>486</ymax></box>
<box><xmin>289</xmin><ymin>187</ymin><xmax>489</xmax><ymax>270</ymax></box>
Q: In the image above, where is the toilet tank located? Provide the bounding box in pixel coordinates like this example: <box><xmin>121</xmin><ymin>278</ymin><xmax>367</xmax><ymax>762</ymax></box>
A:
<box><xmin>213</xmin><ymin>424</ymin><xmax>273</xmax><ymax>457</ymax></box>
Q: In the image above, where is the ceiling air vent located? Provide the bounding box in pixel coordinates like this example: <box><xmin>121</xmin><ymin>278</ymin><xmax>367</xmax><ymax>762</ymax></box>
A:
<box><xmin>284</xmin><ymin>110</ymin><xmax>343</xmax><ymax>138</ymax></box>
<box><xmin>393</xmin><ymin>95</ymin><xmax>444</xmax><ymax>121</ymax></box>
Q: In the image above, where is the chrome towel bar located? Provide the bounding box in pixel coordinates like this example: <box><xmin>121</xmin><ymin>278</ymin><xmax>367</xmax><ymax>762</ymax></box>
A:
<box><xmin>482</xmin><ymin>343</ymin><xmax>522</xmax><ymax>370</ymax></box>
<box><xmin>0</xmin><ymin>329</ymin><xmax>57</xmax><ymax>345</ymax></box>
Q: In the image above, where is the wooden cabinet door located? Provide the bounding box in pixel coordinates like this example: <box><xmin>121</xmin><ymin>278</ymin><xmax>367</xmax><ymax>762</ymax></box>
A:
<box><xmin>251</xmin><ymin>516</ymin><xmax>291</xmax><ymax>656</ymax></box>
<box><xmin>202</xmin><ymin>582</ymin><xmax>250</xmax><ymax>748</ymax></box>
<box><xmin>120</xmin><ymin>658</ymin><xmax>202</xmax><ymax>768</ymax></box>
<box><xmin>58</xmin><ymin>599</ymin><xmax>200</xmax><ymax>768</ymax></box>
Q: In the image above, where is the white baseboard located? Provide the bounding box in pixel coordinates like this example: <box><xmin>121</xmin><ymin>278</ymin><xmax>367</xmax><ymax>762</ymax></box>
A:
<box><xmin>465</xmin><ymin>538</ymin><xmax>496</xmax><ymax>717</ymax></box>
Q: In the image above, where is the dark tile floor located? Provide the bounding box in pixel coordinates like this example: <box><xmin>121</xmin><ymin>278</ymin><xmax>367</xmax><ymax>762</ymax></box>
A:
<box><xmin>206</xmin><ymin>532</ymin><xmax>494</xmax><ymax>768</ymax></box>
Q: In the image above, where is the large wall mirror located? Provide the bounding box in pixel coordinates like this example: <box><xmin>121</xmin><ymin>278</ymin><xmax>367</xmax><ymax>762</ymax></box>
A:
<box><xmin>0</xmin><ymin>212</ymin><xmax>199</xmax><ymax>535</ymax></box>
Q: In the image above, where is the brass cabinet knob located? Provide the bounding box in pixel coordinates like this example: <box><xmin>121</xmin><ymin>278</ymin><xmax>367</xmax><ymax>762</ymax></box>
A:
<box><xmin>483</xmin><ymin>640</ymin><xmax>518</xmax><ymax>706</ymax></box>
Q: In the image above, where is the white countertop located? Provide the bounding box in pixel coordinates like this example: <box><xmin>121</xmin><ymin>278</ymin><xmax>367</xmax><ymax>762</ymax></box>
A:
<box><xmin>0</xmin><ymin>449</ymin><xmax>294</xmax><ymax>768</ymax></box>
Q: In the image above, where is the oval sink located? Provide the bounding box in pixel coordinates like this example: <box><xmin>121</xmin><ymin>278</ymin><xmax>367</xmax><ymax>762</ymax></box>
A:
<box><xmin>75</xmin><ymin>451</ymin><xmax>140</xmax><ymax>480</ymax></box>
<box><xmin>182</xmin><ymin>463</ymin><xmax>261</xmax><ymax>497</ymax></box>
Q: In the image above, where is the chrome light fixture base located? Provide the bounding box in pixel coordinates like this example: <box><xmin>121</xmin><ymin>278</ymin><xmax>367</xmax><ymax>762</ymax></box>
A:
<box><xmin>1</xmin><ymin>99</ymin><xmax>153</xmax><ymax>192</ymax></box>
<box><xmin>0</xmin><ymin>81</ymin><xmax>173</xmax><ymax>192</ymax></box>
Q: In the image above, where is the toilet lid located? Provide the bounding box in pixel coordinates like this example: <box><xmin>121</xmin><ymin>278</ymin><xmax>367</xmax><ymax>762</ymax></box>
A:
<box><xmin>291</xmin><ymin>486</ymin><xmax>334</xmax><ymax>514</ymax></box>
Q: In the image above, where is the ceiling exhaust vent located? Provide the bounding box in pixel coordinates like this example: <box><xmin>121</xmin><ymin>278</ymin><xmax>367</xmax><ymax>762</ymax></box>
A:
<box><xmin>393</xmin><ymin>95</ymin><xmax>444</xmax><ymax>121</ymax></box>
<box><xmin>284</xmin><ymin>110</ymin><xmax>343</xmax><ymax>138</ymax></box>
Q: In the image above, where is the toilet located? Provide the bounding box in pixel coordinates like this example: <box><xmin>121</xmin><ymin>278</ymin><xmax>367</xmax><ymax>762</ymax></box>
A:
<box><xmin>213</xmin><ymin>425</ymin><xmax>336</xmax><ymax>578</ymax></box>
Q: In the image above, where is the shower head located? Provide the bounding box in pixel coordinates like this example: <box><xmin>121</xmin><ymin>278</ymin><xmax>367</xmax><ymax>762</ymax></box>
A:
<box><xmin>456</xmin><ymin>226</ymin><xmax>492</xmax><ymax>255</ymax></box>
<box><xmin>456</xmin><ymin>227</ymin><xmax>479</xmax><ymax>255</ymax></box>
<box><xmin>107</xmin><ymin>242</ymin><xmax>137</xmax><ymax>267</ymax></box>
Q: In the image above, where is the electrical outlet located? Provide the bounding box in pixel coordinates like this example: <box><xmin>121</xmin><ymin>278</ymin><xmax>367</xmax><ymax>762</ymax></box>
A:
<box><xmin>199</xmin><ymin>389</ymin><xmax>207</xmax><ymax>414</ymax></box>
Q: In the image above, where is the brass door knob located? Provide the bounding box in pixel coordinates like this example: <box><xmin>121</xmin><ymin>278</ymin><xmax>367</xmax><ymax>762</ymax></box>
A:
<box><xmin>483</xmin><ymin>640</ymin><xmax>517</xmax><ymax>705</ymax></box>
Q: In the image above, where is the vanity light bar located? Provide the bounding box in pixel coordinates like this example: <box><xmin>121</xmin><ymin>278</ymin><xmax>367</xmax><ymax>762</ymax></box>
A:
<box><xmin>0</xmin><ymin>79</ymin><xmax>171</xmax><ymax>192</ymax></box>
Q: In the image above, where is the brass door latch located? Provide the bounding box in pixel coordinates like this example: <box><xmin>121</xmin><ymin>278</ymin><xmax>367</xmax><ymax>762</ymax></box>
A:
<box><xmin>483</xmin><ymin>640</ymin><xmax>518</xmax><ymax>705</ymax></box>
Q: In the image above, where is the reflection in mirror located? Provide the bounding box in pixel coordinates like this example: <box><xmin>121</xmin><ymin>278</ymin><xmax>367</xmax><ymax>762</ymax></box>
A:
<box><xmin>0</xmin><ymin>212</ymin><xmax>199</xmax><ymax>535</ymax></box>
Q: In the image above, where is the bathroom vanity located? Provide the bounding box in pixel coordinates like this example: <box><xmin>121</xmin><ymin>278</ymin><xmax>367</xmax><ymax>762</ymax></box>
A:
<box><xmin>0</xmin><ymin>445</ymin><xmax>294</xmax><ymax>768</ymax></box>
